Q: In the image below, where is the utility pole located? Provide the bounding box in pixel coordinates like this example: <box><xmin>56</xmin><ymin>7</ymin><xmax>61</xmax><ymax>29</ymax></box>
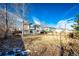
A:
<box><xmin>4</xmin><ymin>3</ymin><xmax>8</xmax><ymax>39</ymax></box>
<box><xmin>65</xmin><ymin>23</ymin><xmax>67</xmax><ymax>43</ymax></box>
<box><xmin>22</xmin><ymin>20</ymin><xmax>24</xmax><ymax>40</ymax></box>
<box><xmin>22</xmin><ymin>4</ymin><xmax>25</xmax><ymax>40</ymax></box>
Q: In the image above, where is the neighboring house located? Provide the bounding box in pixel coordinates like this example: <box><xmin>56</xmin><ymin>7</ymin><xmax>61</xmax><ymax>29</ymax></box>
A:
<box><xmin>34</xmin><ymin>24</ymin><xmax>42</xmax><ymax>34</ymax></box>
<box><xmin>29</xmin><ymin>23</ymin><xmax>42</xmax><ymax>35</ymax></box>
<box><xmin>29</xmin><ymin>23</ymin><xmax>35</xmax><ymax>34</ymax></box>
<box><xmin>23</xmin><ymin>20</ymin><xmax>30</xmax><ymax>35</ymax></box>
<box><xmin>43</xmin><ymin>26</ymin><xmax>54</xmax><ymax>32</ymax></box>
<box><xmin>44</xmin><ymin>26</ymin><xmax>50</xmax><ymax>32</ymax></box>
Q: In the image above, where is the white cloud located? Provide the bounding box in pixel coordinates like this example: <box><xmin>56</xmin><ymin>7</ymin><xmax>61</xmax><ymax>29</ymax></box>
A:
<box><xmin>45</xmin><ymin>24</ymin><xmax>56</xmax><ymax>28</ymax></box>
<box><xmin>56</xmin><ymin>17</ymin><xmax>76</xmax><ymax>30</ymax></box>
<box><xmin>33</xmin><ymin>17</ymin><xmax>41</xmax><ymax>25</ymax></box>
<box><xmin>32</xmin><ymin>16</ymin><xmax>76</xmax><ymax>31</ymax></box>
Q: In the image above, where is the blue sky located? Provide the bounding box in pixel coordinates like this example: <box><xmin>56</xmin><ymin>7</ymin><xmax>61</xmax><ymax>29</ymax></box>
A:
<box><xmin>26</xmin><ymin>3</ymin><xmax>79</xmax><ymax>30</ymax></box>
<box><xmin>27</xmin><ymin>4</ymin><xmax>79</xmax><ymax>25</ymax></box>
<box><xmin>0</xmin><ymin>3</ymin><xmax>79</xmax><ymax>29</ymax></box>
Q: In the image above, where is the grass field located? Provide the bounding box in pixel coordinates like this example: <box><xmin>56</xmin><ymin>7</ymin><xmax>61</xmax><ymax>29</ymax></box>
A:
<box><xmin>23</xmin><ymin>32</ymin><xmax>79</xmax><ymax>56</ymax></box>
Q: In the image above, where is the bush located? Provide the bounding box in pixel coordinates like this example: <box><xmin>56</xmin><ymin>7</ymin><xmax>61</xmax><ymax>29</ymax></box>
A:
<box><xmin>73</xmin><ymin>30</ymin><xmax>79</xmax><ymax>39</ymax></box>
<box><xmin>68</xmin><ymin>33</ymin><xmax>74</xmax><ymax>38</ymax></box>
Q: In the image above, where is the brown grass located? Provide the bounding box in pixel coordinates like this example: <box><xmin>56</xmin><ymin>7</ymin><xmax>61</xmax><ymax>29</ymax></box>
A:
<box><xmin>23</xmin><ymin>33</ymin><xmax>79</xmax><ymax>56</ymax></box>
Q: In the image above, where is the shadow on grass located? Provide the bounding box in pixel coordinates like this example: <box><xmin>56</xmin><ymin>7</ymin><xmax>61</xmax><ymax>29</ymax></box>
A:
<box><xmin>0</xmin><ymin>35</ymin><xmax>25</xmax><ymax>52</ymax></box>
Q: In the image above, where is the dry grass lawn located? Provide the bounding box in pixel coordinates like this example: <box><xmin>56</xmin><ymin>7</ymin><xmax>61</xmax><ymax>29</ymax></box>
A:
<box><xmin>23</xmin><ymin>33</ymin><xmax>79</xmax><ymax>56</ymax></box>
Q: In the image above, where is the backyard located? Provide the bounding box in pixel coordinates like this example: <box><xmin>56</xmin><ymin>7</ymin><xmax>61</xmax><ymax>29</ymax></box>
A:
<box><xmin>24</xmin><ymin>32</ymin><xmax>79</xmax><ymax>56</ymax></box>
